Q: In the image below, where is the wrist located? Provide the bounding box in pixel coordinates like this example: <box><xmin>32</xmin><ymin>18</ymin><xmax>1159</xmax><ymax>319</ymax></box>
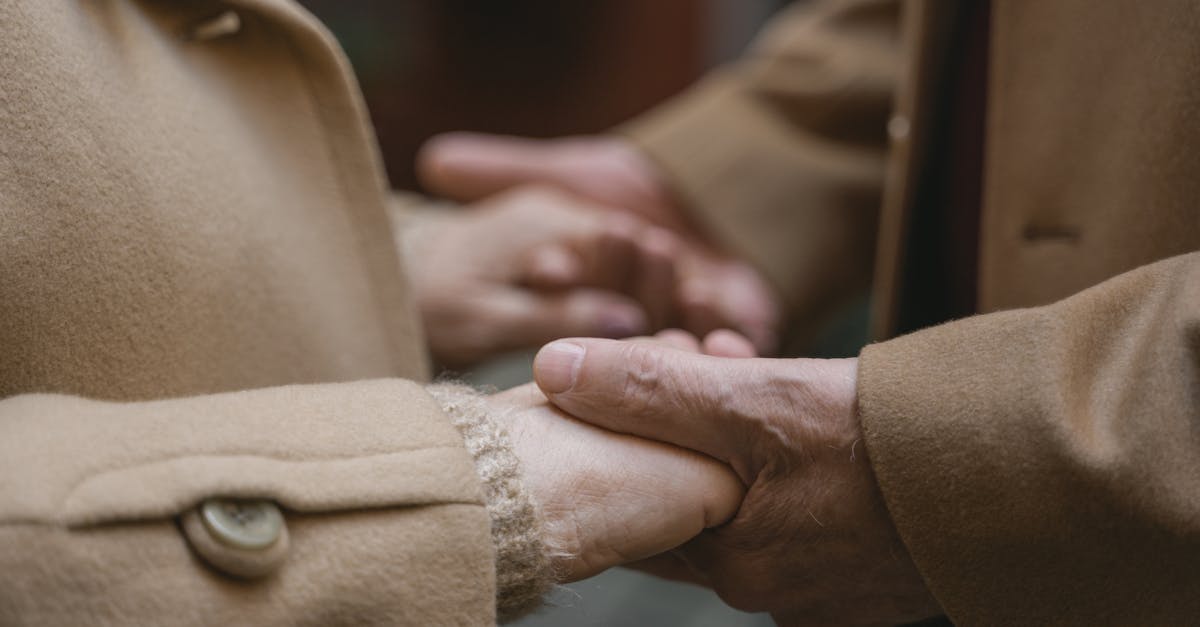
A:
<box><xmin>426</xmin><ymin>383</ymin><xmax>555</xmax><ymax>622</ymax></box>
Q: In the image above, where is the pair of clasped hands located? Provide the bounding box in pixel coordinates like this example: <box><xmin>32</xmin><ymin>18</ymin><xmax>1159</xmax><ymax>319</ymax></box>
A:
<box><xmin>411</xmin><ymin>133</ymin><xmax>940</xmax><ymax>625</ymax></box>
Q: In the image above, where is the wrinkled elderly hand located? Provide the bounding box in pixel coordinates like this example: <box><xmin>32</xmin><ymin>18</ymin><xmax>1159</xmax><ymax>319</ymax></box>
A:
<box><xmin>405</xmin><ymin>186</ymin><xmax>690</xmax><ymax>369</ymax></box>
<box><xmin>418</xmin><ymin>132</ymin><xmax>781</xmax><ymax>353</ymax></box>
<box><xmin>530</xmin><ymin>337</ymin><xmax>942</xmax><ymax>625</ymax></box>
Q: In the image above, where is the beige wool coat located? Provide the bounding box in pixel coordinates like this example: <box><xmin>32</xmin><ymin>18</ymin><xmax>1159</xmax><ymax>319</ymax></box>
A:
<box><xmin>4</xmin><ymin>0</ymin><xmax>1199</xmax><ymax>625</ymax></box>
<box><xmin>0</xmin><ymin>1</ymin><xmax>503</xmax><ymax>624</ymax></box>
<box><xmin>628</xmin><ymin>0</ymin><xmax>1200</xmax><ymax>624</ymax></box>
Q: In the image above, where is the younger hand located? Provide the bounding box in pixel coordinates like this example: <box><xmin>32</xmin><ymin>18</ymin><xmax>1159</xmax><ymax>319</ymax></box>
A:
<box><xmin>406</xmin><ymin>186</ymin><xmax>686</xmax><ymax>369</ymax></box>
<box><xmin>418</xmin><ymin>133</ymin><xmax>782</xmax><ymax>353</ymax></box>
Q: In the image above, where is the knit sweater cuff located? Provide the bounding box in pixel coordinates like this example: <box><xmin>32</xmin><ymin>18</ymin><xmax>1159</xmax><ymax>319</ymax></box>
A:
<box><xmin>426</xmin><ymin>383</ymin><xmax>554</xmax><ymax>623</ymax></box>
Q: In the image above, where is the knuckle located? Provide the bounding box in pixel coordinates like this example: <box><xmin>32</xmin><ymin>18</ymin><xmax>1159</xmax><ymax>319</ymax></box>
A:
<box><xmin>614</xmin><ymin>343</ymin><xmax>666</xmax><ymax>416</ymax></box>
<box><xmin>606</xmin><ymin>343</ymin><xmax>734</xmax><ymax>421</ymax></box>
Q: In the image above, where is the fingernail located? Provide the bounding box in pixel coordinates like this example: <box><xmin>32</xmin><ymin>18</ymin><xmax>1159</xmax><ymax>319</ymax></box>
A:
<box><xmin>535</xmin><ymin>341</ymin><xmax>586</xmax><ymax>394</ymax></box>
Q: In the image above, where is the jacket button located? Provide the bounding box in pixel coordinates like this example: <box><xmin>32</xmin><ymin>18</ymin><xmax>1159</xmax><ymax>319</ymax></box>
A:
<box><xmin>200</xmin><ymin>498</ymin><xmax>284</xmax><ymax>550</ymax></box>
<box><xmin>182</xmin><ymin>498</ymin><xmax>290</xmax><ymax>579</ymax></box>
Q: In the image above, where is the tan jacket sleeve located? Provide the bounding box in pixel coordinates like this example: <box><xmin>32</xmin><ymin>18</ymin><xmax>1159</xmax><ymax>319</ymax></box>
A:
<box><xmin>0</xmin><ymin>380</ymin><xmax>497</xmax><ymax>625</ymax></box>
<box><xmin>623</xmin><ymin>0</ymin><xmax>901</xmax><ymax>336</ymax></box>
<box><xmin>858</xmin><ymin>252</ymin><xmax>1200</xmax><ymax>625</ymax></box>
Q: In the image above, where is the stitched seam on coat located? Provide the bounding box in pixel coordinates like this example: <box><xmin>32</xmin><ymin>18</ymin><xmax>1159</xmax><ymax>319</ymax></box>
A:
<box><xmin>2</xmin><ymin>446</ymin><xmax>473</xmax><ymax>527</ymax></box>
<box><xmin>54</xmin><ymin>445</ymin><xmax>468</xmax><ymax>504</ymax></box>
<box><xmin>0</xmin><ymin>446</ymin><xmax>476</xmax><ymax>526</ymax></box>
<box><xmin>0</xmin><ymin>500</ymin><xmax>486</xmax><ymax>528</ymax></box>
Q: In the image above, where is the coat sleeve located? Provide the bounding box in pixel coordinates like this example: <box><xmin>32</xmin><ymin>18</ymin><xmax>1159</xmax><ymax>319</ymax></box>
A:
<box><xmin>857</xmin><ymin>252</ymin><xmax>1200</xmax><ymax>625</ymax></box>
<box><xmin>0</xmin><ymin>380</ymin><xmax>498</xmax><ymax>626</ymax></box>
<box><xmin>622</xmin><ymin>0</ymin><xmax>901</xmax><ymax>338</ymax></box>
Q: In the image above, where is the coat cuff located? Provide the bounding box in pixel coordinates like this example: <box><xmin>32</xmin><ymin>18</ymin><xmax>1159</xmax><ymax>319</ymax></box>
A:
<box><xmin>855</xmin><ymin>254</ymin><xmax>1200</xmax><ymax>625</ymax></box>
<box><xmin>0</xmin><ymin>380</ymin><xmax>496</xmax><ymax>624</ymax></box>
<box><xmin>426</xmin><ymin>383</ymin><xmax>554</xmax><ymax>623</ymax></box>
<box><xmin>856</xmin><ymin>313</ymin><xmax>1030</xmax><ymax>623</ymax></box>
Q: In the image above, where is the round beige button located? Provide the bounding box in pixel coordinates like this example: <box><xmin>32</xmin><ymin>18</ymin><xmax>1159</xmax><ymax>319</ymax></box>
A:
<box><xmin>200</xmin><ymin>498</ymin><xmax>284</xmax><ymax>550</ymax></box>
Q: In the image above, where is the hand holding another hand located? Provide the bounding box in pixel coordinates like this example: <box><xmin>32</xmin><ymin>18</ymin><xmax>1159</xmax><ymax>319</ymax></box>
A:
<box><xmin>531</xmin><ymin>337</ymin><xmax>942</xmax><ymax>625</ymax></box>
<box><xmin>418</xmin><ymin>132</ymin><xmax>782</xmax><ymax>354</ymax></box>
<box><xmin>483</xmin><ymin>332</ymin><xmax>754</xmax><ymax>582</ymax></box>
<box><xmin>407</xmin><ymin>187</ymin><xmax>689</xmax><ymax>369</ymax></box>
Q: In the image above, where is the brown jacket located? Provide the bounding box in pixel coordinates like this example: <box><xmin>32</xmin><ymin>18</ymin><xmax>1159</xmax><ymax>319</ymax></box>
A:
<box><xmin>0</xmin><ymin>1</ymin><xmax>505</xmax><ymax>624</ymax></box>
<box><xmin>629</xmin><ymin>0</ymin><xmax>1200</xmax><ymax>624</ymax></box>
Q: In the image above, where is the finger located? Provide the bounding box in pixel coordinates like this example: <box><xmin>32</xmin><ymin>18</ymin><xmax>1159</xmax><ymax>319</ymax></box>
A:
<box><xmin>652</xmin><ymin>329</ymin><xmax>703</xmax><ymax>353</ymax></box>
<box><xmin>533</xmin><ymin>337</ymin><xmax>751</xmax><ymax>470</ymax></box>
<box><xmin>519</xmin><ymin>210</ymin><xmax>685</xmax><ymax>330</ymax></box>
<box><xmin>522</xmin><ymin>243</ymin><xmax>583</xmax><ymax>289</ymax></box>
<box><xmin>702</xmin><ymin>330</ymin><xmax>758</xmax><ymax>358</ymax></box>
<box><xmin>569</xmin><ymin>215</ymin><xmax>679</xmax><ymax>315</ymax></box>
<box><xmin>622</xmin><ymin>329</ymin><xmax>703</xmax><ymax>354</ymax></box>
<box><xmin>494</xmin><ymin>290</ymin><xmax>649</xmax><ymax>352</ymax></box>
<box><xmin>590</xmin><ymin>215</ymin><xmax>639</xmax><ymax>293</ymax></box>
<box><xmin>679</xmin><ymin>277</ymin><xmax>726</xmax><ymax>341</ymax></box>
<box><xmin>631</xmin><ymin>228</ymin><xmax>682</xmax><ymax>331</ymax></box>
<box><xmin>674</xmin><ymin>250</ymin><xmax>781</xmax><ymax>356</ymax></box>
<box><xmin>418</xmin><ymin>132</ymin><xmax>565</xmax><ymax>202</ymax></box>
<box><xmin>714</xmin><ymin>260</ymin><xmax>781</xmax><ymax>355</ymax></box>
<box><xmin>543</xmin><ymin>211</ymin><xmax>642</xmax><ymax>293</ymax></box>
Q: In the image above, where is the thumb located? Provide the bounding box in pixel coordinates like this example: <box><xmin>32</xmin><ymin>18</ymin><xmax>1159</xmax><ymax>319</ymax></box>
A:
<box><xmin>533</xmin><ymin>338</ymin><xmax>751</xmax><ymax>472</ymax></box>
<box><xmin>418</xmin><ymin>132</ymin><xmax>566</xmax><ymax>202</ymax></box>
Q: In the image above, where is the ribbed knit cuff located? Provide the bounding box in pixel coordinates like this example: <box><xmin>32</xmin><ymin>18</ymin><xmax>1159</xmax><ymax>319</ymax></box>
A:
<box><xmin>426</xmin><ymin>383</ymin><xmax>554</xmax><ymax>623</ymax></box>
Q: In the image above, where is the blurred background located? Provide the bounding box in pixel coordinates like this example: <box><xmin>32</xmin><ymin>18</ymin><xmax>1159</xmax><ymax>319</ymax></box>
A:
<box><xmin>298</xmin><ymin>2</ymin><xmax>791</xmax><ymax>624</ymax></box>
<box><xmin>302</xmin><ymin>0</ymin><xmax>788</xmax><ymax>191</ymax></box>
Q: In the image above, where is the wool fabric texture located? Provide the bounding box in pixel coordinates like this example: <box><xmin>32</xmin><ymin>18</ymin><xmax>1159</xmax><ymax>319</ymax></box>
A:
<box><xmin>427</xmin><ymin>383</ymin><xmax>555</xmax><ymax>622</ymax></box>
